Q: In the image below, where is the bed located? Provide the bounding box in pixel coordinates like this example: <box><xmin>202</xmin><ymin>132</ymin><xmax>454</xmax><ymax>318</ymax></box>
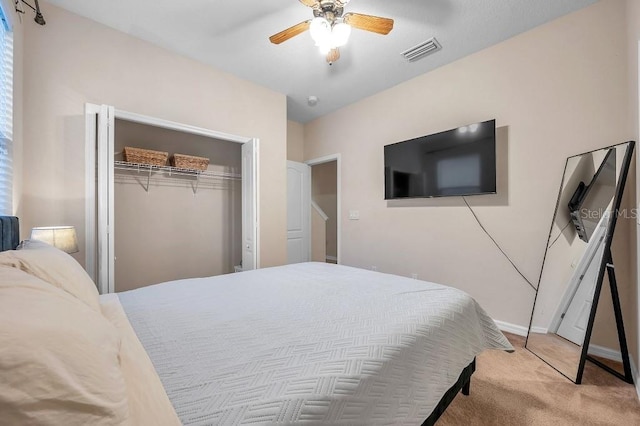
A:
<box><xmin>0</xmin><ymin>216</ymin><xmax>513</xmax><ymax>425</ymax></box>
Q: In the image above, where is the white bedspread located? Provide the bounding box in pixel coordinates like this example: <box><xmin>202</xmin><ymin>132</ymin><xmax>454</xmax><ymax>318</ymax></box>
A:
<box><xmin>118</xmin><ymin>262</ymin><xmax>512</xmax><ymax>425</ymax></box>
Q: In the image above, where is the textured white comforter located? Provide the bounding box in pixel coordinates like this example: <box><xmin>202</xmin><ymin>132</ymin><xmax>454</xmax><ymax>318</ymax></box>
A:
<box><xmin>118</xmin><ymin>262</ymin><xmax>512</xmax><ymax>425</ymax></box>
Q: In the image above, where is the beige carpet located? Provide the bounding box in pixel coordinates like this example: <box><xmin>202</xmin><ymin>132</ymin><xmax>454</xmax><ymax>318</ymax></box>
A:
<box><xmin>438</xmin><ymin>333</ymin><xmax>640</xmax><ymax>425</ymax></box>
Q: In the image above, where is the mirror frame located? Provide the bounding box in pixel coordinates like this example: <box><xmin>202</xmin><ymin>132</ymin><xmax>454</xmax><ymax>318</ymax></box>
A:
<box><xmin>525</xmin><ymin>140</ymin><xmax>635</xmax><ymax>384</ymax></box>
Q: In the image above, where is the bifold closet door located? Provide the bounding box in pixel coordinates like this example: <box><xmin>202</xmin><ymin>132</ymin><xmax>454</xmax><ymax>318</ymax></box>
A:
<box><xmin>241</xmin><ymin>140</ymin><xmax>258</xmax><ymax>270</ymax></box>
<box><xmin>96</xmin><ymin>104</ymin><xmax>115</xmax><ymax>294</ymax></box>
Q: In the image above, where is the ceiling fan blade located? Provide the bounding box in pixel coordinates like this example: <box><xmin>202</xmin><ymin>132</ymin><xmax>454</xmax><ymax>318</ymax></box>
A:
<box><xmin>343</xmin><ymin>13</ymin><xmax>394</xmax><ymax>35</ymax></box>
<box><xmin>298</xmin><ymin>0</ymin><xmax>319</xmax><ymax>8</ymax></box>
<box><xmin>269</xmin><ymin>20</ymin><xmax>311</xmax><ymax>45</ymax></box>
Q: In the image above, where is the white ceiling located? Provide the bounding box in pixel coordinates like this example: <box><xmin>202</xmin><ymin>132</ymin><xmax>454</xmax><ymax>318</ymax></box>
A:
<box><xmin>46</xmin><ymin>0</ymin><xmax>597</xmax><ymax>123</ymax></box>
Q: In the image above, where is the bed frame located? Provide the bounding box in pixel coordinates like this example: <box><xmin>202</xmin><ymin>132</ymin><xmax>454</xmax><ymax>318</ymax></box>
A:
<box><xmin>422</xmin><ymin>358</ymin><xmax>476</xmax><ymax>426</ymax></box>
<box><xmin>0</xmin><ymin>215</ymin><xmax>474</xmax><ymax>425</ymax></box>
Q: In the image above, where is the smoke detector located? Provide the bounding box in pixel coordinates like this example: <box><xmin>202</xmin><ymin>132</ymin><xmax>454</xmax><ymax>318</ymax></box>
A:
<box><xmin>308</xmin><ymin>96</ymin><xmax>319</xmax><ymax>107</ymax></box>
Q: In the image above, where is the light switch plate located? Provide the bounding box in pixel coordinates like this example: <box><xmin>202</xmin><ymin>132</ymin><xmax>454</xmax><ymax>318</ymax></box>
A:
<box><xmin>349</xmin><ymin>210</ymin><xmax>360</xmax><ymax>220</ymax></box>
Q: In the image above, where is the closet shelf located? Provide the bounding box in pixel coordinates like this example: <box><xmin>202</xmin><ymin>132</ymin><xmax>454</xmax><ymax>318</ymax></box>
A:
<box><xmin>114</xmin><ymin>160</ymin><xmax>240</xmax><ymax>194</ymax></box>
<box><xmin>114</xmin><ymin>160</ymin><xmax>241</xmax><ymax>180</ymax></box>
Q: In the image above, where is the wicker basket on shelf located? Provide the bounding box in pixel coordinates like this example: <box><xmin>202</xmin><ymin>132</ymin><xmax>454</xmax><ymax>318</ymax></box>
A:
<box><xmin>123</xmin><ymin>147</ymin><xmax>168</xmax><ymax>166</ymax></box>
<box><xmin>170</xmin><ymin>153</ymin><xmax>210</xmax><ymax>171</ymax></box>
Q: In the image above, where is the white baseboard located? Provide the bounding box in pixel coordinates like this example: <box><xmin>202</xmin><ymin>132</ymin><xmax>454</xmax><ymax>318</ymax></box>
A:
<box><xmin>493</xmin><ymin>319</ymin><xmax>528</xmax><ymax>337</ymax></box>
<box><xmin>492</xmin><ymin>319</ymin><xmax>546</xmax><ymax>336</ymax></box>
<box><xmin>587</xmin><ymin>344</ymin><xmax>622</xmax><ymax>362</ymax></box>
<box><xmin>530</xmin><ymin>326</ymin><xmax>548</xmax><ymax>334</ymax></box>
<box><xmin>326</xmin><ymin>255</ymin><xmax>337</xmax><ymax>262</ymax></box>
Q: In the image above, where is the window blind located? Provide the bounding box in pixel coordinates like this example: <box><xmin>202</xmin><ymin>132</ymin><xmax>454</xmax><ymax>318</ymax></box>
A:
<box><xmin>0</xmin><ymin>9</ymin><xmax>13</xmax><ymax>215</ymax></box>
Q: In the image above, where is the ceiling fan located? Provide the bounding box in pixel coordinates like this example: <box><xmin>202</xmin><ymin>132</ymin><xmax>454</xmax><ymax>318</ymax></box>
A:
<box><xmin>269</xmin><ymin>0</ymin><xmax>394</xmax><ymax>64</ymax></box>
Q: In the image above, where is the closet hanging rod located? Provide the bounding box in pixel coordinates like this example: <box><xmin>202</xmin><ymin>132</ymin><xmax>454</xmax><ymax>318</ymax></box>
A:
<box><xmin>113</xmin><ymin>160</ymin><xmax>241</xmax><ymax>180</ymax></box>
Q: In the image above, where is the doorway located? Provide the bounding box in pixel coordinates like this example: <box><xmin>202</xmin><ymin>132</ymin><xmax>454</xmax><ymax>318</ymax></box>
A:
<box><xmin>307</xmin><ymin>154</ymin><xmax>341</xmax><ymax>265</ymax></box>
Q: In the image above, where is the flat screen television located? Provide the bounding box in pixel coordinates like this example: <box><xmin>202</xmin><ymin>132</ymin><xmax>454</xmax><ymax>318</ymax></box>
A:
<box><xmin>384</xmin><ymin>119</ymin><xmax>496</xmax><ymax>199</ymax></box>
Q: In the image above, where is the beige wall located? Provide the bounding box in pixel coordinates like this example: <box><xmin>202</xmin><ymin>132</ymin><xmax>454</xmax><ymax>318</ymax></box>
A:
<box><xmin>113</xmin><ymin>119</ymin><xmax>241</xmax><ymax>291</ymax></box>
<box><xmin>626</xmin><ymin>0</ymin><xmax>640</xmax><ymax>377</ymax></box>
<box><xmin>19</xmin><ymin>3</ymin><xmax>287</xmax><ymax>268</ymax></box>
<box><xmin>312</xmin><ymin>161</ymin><xmax>337</xmax><ymax>259</ymax></box>
<box><xmin>287</xmin><ymin>120</ymin><xmax>304</xmax><ymax>162</ymax></box>
<box><xmin>594</xmin><ymin>149</ymin><xmax>635</xmax><ymax>356</ymax></box>
<box><xmin>304</xmin><ymin>0</ymin><xmax>636</xmax><ymax>329</ymax></box>
<box><xmin>311</xmin><ymin>207</ymin><xmax>326</xmax><ymax>262</ymax></box>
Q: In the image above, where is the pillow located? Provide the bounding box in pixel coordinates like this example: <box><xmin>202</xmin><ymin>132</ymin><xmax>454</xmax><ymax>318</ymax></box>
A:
<box><xmin>0</xmin><ymin>266</ymin><xmax>130</xmax><ymax>425</ymax></box>
<box><xmin>101</xmin><ymin>294</ymin><xmax>182</xmax><ymax>426</ymax></box>
<box><xmin>0</xmin><ymin>249</ymin><xmax>19</xmax><ymax>268</ymax></box>
<box><xmin>0</xmin><ymin>239</ymin><xmax>101</xmax><ymax>312</ymax></box>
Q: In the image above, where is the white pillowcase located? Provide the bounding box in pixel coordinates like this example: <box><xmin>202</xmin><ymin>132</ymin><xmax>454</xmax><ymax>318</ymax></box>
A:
<box><xmin>0</xmin><ymin>239</ymin><xmax>101</xmax><ymax>311</ymax></box>
<box><xmin>0</xmin><ymin>266</ymin><xmax>130</xmax><ymax>425</ymax></box>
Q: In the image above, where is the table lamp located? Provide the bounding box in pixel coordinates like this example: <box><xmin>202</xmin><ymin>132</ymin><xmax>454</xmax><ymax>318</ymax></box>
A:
<box><xmin>30</xmin><ymin>226</ymin><xmax>79</xmax><ymax>254</ymax></box>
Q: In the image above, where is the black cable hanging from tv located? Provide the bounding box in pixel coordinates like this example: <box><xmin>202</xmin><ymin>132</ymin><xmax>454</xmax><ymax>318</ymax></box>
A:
<box><xmin>14</xmin><ymin>0</ymin><xmax>46</xmax><ymax>26</ymax></box>
<box><xmin>462</xmin><ymin>196</ymin><xmax>537</xmax><ymax>291</ymax></box>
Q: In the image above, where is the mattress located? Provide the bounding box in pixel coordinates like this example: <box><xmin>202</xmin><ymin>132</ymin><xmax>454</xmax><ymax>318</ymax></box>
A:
<box><xmin>117</xmin><ymin>262</ymin><xmax>512</xmax><ymax>425</ymax></box>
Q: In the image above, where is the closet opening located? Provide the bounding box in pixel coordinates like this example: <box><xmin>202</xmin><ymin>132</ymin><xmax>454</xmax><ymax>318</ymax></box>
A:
<box><xmin>85</xmin><ymin>104</ymin><xmax>259</xmax><ymax>294</ymax></box>
<box><xmin>113</xmin><ymin>119</ymin><xmax>242</xmax><ymax>291</ymax></box>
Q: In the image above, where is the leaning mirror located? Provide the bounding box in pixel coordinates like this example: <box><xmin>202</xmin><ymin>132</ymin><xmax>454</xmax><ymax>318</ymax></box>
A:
<box><xmin>526</xmin><ymin>141</ymin><xmax>634</xmax><ymax>383</ymax></box>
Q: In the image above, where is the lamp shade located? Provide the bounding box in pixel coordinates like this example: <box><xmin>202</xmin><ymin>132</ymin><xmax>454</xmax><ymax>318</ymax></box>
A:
<box><xmin>30</xmin><ymin>226</ymin><xmax>79</xmax><ymax>254</ymax></box>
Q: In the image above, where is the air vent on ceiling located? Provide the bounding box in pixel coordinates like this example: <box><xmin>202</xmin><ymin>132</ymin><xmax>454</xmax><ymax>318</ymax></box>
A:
<box><xmin>401</xmin><ymin>37</ymin><xmax>442</xmax><ymax>62</ymax></box>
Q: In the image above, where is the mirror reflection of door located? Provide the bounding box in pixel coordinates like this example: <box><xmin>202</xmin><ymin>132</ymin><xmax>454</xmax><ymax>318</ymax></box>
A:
<box><xmin>552</xmin><ymin>214</ymin><xmax>608</xmax><ymax>345</ymax></box>
<box><xmin>525</xmin><ymin>142</ymin><xmax>632</xmax><ymax>383</ymax></box>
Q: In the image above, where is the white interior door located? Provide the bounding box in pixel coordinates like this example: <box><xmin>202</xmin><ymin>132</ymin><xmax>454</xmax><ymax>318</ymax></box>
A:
<box><xmin>555</xmin><ymin>218</ymin><xmax>608</xmax><ymax>345</ymax></box>
<box><xmin>287</xmin><ymin>161</ymin><xmax>311</xmax><ymax>264</ymax></box>
<box><xmin>242</xmin><ymin>139</ymin><xmax>258</xmax><ymax>270</ymax></box>
<box><xmin>97</xmin><ymin>104</ymin><xmax>115</xmax><ymax>294</ymax></box>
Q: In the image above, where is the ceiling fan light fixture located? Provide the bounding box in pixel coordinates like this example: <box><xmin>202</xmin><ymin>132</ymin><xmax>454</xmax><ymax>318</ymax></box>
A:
<box><xmin>269</xmin><ymin>1</ymin><xmax>393</xmax><ymax>65</ymax></box>
<box><xmin>310</xmin><ymin>17</ymin><xmax>331</xmax><ymax>45</ymax></box>
<box><xmin>332</xmin><ymin>22</ymin><xmax>351</xmax><ymax>47</ymax></box>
